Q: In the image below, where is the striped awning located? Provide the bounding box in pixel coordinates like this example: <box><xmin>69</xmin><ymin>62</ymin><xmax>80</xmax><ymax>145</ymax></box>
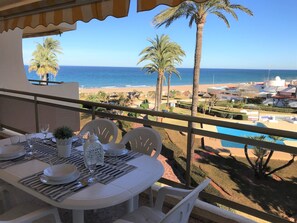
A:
<box><xmin>0</xmin><ymin>0</ymin><xmax>209</xmax><ymax>33</ymax></box>
<box><xmin>137</xmin><ymin>0</ymin><xmax>209</xmax><ymax>12</ymax></box>
<box><xmin>0</xmin><ymin>0</ymin><xmax>130</xmax><ymax>33</ymax></box>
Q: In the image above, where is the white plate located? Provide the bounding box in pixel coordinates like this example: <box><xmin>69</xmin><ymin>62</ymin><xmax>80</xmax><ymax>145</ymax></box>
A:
<box><xmin>0</xmin><ymin>152</ymin><xmax>26</xmax><ymax>161</ymax></box>
<box><xmin>44</xmin><ymin>164</ymin><xmax>77</xmax><ymax>181</ymax></box>
<box><xmin>0</xmin><ymin>145</ymin><xmax>26</xmax><ymax>159</ymax></box>
<box><xmin>40</xmin><ymin>171</ymin><xmax>80</xmax><ymax>185</ymax></box>
<box><xmin>51</xmin><ymin>136</ymin><xmax>78</xmax><ymax>143</ymax></box>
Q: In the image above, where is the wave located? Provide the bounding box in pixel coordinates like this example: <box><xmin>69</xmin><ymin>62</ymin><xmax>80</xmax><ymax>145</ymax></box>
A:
<box><xmin>124</xmin><ymin>85</ymin><xmax>151</xmax><ymax>88</ymax></box>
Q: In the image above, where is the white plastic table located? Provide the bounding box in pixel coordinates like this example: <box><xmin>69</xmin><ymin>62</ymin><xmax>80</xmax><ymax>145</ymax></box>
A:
<box><xmin>0</xmin><ymin>144</ymin><xmax>164</xmax><ymax>223</ymax></box>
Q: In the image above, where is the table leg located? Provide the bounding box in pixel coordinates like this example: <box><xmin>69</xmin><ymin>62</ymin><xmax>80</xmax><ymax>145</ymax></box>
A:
<box><xmin>126</xmin><ymin>195</ymin><xmax>139</xmax><ymax>213</ymax></box>
<box><xmin>73</xmin><ymin>210</ymin><xmax>84</xmax><ymax>223</ymax></box>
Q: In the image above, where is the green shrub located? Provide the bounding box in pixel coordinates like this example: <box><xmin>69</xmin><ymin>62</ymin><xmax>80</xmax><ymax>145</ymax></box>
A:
<box><xmin>127</xmin><ymin>112</ymin><xmax>139</xmax><ymax>118</ymax></box>
<box><xmin>140</xmin><ymin>99</ymin><xmax>149</xmax><ymax>109</ymax></box>
<box><xmin>53</xmin><ymin>126</ymin><xmax>73</xmax><ymax>139</ymax></box>
<box><xmin>210</xmin><ymin>108</ymin><xmax>248</xmax><ymax>120</ymax></box>
<box><xmin>247</xmin><ymin>97</ymin><xmax>263</xmax><ymax>104</ymax></box>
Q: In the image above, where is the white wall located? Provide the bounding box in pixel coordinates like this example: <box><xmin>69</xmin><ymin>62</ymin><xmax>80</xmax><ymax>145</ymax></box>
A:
<box><xmin>0</xmin><ymin>29</ymin><xmax>80</xmax><ymax>133</ymax></box>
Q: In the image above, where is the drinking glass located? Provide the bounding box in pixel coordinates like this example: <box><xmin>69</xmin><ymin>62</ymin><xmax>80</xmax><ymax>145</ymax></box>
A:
<box><xmin>40</xmin><ymin>124</ymin><xmax>50</xmax><ymax>141</ymax></box>
<box><xmin>25</xmin><ymin>134</ymin><xmax>34</xmax><ymax>158</ymax></box>
<box><xmin>84</xmin><ymin>147</ymin><xmax>100</xmax><ymax>184</ymax></box>
<box><xmin>10</xmin><ymin>135</ymin><xmax>20</xmax><ymax>145</ymax></box>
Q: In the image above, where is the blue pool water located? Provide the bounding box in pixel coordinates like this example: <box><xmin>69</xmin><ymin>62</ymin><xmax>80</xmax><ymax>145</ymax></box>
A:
<box><xmin>217</xmin><ymin>123</ymin><xmax>294</xmax><ymax>148</ymax></box>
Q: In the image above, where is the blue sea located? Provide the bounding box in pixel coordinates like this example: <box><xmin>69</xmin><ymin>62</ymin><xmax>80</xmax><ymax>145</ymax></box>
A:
<box><xmin>24</xmin><ymin>66</ymin><xmax>297</xmax><ymax>88</ymax></box>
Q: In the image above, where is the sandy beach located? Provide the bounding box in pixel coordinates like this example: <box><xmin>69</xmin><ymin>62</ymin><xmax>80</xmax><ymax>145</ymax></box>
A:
<box><xmin>79</xmin><ymin>83</ymin><xmax>240</xmax><ymax>94</ymax></box>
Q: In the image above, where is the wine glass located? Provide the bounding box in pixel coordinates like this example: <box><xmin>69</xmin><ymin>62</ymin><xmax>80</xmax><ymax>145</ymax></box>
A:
<box><xmin>84</xmin><ymin>146</ymin><xmax>101</xmax><ymax>184</ymax></box>
<box><xmin>25</xmin><ymin>134</ymin><xmax>34</xmax><ymax>158</ymax></box>
<box><xmin>40</xmin><ymin>124</ymin><xmax>49</xmax><ymax>141</ymax></box>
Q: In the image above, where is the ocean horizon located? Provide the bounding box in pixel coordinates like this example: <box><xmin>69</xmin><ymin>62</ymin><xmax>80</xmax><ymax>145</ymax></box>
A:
<box><xmin>24</xmin><ymin>65</ymin><xmax>297</xmax><ymax>88</ymax></box>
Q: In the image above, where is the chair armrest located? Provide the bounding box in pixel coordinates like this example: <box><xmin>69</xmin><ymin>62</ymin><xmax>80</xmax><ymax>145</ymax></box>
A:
<box><xmin>155</xmin><ymin>179</ymin><xmax>211</xmax><ymax>211</ymax></box>
<box><xmin>155</xmin><ymin>187</ymin><xmax>192</xmax><ymax>211</ymax></box>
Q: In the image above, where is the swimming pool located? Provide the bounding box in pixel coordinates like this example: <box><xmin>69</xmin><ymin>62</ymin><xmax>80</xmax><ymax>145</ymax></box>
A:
<box><xmin>217</xmin><ymin>122</ymin><xmax>294</xmax><ymax>148</ymax></box>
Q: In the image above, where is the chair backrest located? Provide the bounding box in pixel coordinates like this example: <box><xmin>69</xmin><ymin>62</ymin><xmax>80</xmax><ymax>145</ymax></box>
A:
<box><xmin>161</xmin><ymin>179</ymin><xmax>211</xmax><ymax>223</ymax></box>
<box><xmin>120</xmin><ymin>127</ymin><xmax>162</xmax><ymax>159</ymax></box>
<box><xmin>79</xmin><ymin>119</ymin><xmax>118</xmax><ymax>144</ymax></box>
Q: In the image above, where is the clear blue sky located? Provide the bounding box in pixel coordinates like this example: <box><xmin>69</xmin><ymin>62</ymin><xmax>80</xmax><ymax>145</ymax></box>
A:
<box><xmin>22</xmin><ymin>0</ymin><xmax>297</xmax><ymax>69</ymax></box>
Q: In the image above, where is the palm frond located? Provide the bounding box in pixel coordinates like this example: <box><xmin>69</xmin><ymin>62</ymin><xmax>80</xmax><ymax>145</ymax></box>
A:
<box><xmin>212</xmin><ymin>11</ymin><xmax>230</xmax><ymax>28</ymax></box>
<box><xmin>230</xmin><ymin>4</ymin><xmax>253</xmax><ymax>16</ymax></box>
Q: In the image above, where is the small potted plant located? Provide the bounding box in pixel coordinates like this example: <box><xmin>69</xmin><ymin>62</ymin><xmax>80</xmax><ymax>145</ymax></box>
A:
<box><xmin>53</xmin><ymin>126</ymin><xmax>73</xmax><ymax>157</ymax></box>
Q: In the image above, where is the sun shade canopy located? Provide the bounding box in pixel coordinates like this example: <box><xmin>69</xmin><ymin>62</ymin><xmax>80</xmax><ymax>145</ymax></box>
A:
<box><xmin>0</xmin><ymin>0</ymin><xmax>208</xmax><ymax>33</ymax></box>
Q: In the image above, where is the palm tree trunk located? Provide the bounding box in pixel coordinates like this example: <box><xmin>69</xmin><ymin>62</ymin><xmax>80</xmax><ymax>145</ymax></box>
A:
<box><xmin>191</xmin><ymin>22</ymin><xmax>204</xmax><ymax>118</ymax></box>
<box><xmin>167</xmin><ymin>73</ymin><xmax>171</xmax><ymax>106</ymax></box>
<box><xmin>244</xmin><ymin>145</ymin><xmax>255</xmax><ymax>169</ymax></box>
<box><xmin>155</xmin><ymin>72</ymin><xmax>163</xmax><ymax>111</ymax></box>
<box><xmin>266</xmin><ymin>155</ymin><xmax>296</xmax><ymax>176</ymax></box>
<box><xmin>160</xmin><ymin>75</ymin><xmax>164</xmax><ymax>109</ymax></box>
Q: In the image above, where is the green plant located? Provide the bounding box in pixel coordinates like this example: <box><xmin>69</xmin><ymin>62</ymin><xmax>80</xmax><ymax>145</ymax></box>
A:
<box><xmin>53</xmin><ymin>126</ymin><xmax>73</xmax><ymax>139</ymax></box>
<box><xmin>244</xmin><ymin>135</ymin><xmax>296</xmax><ymax>179</ymax></box>
<box><xmin>140</xmin><ymin>99</ymin><xmax>149</xmax><ymax>109</ymax></box>
<box><xmin>127</xmin><ymin>112</ymin><xmax>139</xmax><ymax>118</ymax></box>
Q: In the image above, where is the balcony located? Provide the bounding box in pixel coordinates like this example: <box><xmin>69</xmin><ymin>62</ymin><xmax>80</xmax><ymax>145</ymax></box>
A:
<box><xmin>0</xmin><ymin>88</ymin><xmax>296</xmax><ymax>223</ymax></box>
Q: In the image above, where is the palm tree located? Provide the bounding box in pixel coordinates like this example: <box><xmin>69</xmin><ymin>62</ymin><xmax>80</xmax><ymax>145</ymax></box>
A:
<box><xmin>244</xmin><ymin>135</ymin><xmax>296</xmax><ymax>178</ymax></box>
<box><xmin>166</xmin><ymin>66</ymin><xmax>181</xmax><ymax>106</ymax></box>
<box><xmin>29</xmin><ymin>37</ymin><xmax>62</xmax><ymax>84</ymax></box>
<box><xmin>138</xmin><ymin>34</ymin><xmax>185</xmax><ymax>111</ymax></box>
<box><xmin>153</xmin><ymin>0</ymin><xmax>253</xmax><ymax>117</ymax></box>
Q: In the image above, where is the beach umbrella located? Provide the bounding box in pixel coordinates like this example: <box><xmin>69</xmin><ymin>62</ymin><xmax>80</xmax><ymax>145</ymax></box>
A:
<box><xmin>202</xmin><ymin>93</ymin><xmax>212</xmax><ymax>98</ymax></box>
<box><xmin>0</xmin><ymin>0</ymin><xmax>208</xmax><ymax>34</ymax></box>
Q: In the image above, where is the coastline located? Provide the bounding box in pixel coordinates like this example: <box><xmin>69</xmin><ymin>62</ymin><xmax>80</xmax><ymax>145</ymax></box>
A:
<box><xmin>79</xmin><ymin>83</ymin><xmax>240</xmax><ymax>94</ymax></box>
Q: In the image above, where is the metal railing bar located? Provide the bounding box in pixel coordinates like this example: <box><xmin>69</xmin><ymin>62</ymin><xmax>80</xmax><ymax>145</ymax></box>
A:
<box><xmin>37</xmin><ymin>101</ymin><xmax>92</xmax><ymax>114</ymax></box>
<box><xmin>34</xmin><ymin>96</ymin><xmax>39</xmax><ymax>132</ymax></box>
<box><xmin>28</xmin><ymin>79</ymin><xmax>64</xmax><ymax>84</ymax></box>
<box><xmin>193</xmin><ymin>128</ymin><xmax>297</xmax><ymax>154</ymax></box>
<box><xmin>0</xmin><ymin>124</ymin><xmax>27</xmax><ymax>135</ymax></box>
<box><xmin>0</xmin><ymin>94</ymin><xmax>34</xmax><ymax>103</ymax></box>
<box><xmin>92</xmin><ymin>106</ymin><xmax>96</xmax><ymax>120</ymax></box>
<box><xmin>93</xmin><ymin>111</ymin><xmax>189</xmax><ymax>132</ymax></box>
<box><xmin>200</xmin><ymin>192</ymin><xmax>291</xmax><ymax>223</ymax></box>
<box><xmin>159</xmin><ymin>178</ymin><xmax>186</xmax><ymax>189</ymax></box>
<box><xmin>186</xmin><ymin>121</ymin><xmax>193</xmax><ymax>187</ymax></box>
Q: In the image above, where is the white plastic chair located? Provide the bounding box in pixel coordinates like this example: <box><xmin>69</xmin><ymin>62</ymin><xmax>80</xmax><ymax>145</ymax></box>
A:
<box><xmin>113</xmin><ymin>179</ymin><xmax>211</xmax><ymax>223</ymax></box>
<box><xmin>0</xmin><ymin>184</ymin><xmax>61</xmax><ymax>223</ymax></box>
<box><xmin>0</xmin><ymin>203</ymin><xmax>61</xmax><ymax>223</ymax></box>
<box><xmin>79</xmin><ymin>118</ymin><xmax>118</xmax><ymax>144</ymax></box>
<box><xmin>120</xmin><ymin>127</ymin><xmax>162</xmax><ymax>207</ymax></box>
<box><xmin>120</xmin><ymin>127</ymin><xmax>162</xmax><ymax>159</ymax></box>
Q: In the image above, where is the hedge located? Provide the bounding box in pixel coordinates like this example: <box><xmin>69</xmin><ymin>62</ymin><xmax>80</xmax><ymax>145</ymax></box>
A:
<box><xmin>209</xmin><ymin>108</ymin><xmax>248</xmax><ymax>120</ymax></box>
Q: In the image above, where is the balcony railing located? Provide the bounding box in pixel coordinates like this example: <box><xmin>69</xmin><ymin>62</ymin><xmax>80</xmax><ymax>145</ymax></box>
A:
<box><xmin>28</xmin><ymin>79</ymin><xmax>64</xmax><ymax>85</ymax></box>
<box><xmin>0</xmin><ymin>88</ymin><xmax>295</xmax><ymax>223</ymax></box>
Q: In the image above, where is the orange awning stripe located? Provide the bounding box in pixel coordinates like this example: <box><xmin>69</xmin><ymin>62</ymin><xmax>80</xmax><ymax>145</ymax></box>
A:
<box><xmin>0</xmin><ymin>0</ymin><xmax>208</xmax><ymax>33</ymax></box>
<box><xmin>0</xmin><ymin>0</ymin><xmax>130</xmax><ymax>33</ymax></box>
<box><xmin>137</xmin><ymin>0</ymin><xmax>208</xmax><ymax>12</ymax></box>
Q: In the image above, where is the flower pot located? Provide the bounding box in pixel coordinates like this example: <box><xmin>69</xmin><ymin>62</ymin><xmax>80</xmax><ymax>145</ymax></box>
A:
<box><xmin>56</xmin><ymin>138</ymin><xmax>72</xmax><ymax>158</ymax></box>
